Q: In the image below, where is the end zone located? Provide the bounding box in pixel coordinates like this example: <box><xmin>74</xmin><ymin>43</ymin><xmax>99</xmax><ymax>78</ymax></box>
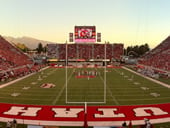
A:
<box><xmin>0</xmin><ymin>103</ymin><xmax>170</xmax><ymax>126</ymax></box>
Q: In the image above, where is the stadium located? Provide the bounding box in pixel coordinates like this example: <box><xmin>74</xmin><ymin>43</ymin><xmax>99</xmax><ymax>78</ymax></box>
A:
<box><xmin>0</xmin><ymin>23</ymin><xmax>170</xmax><ymax>128</ymax></box>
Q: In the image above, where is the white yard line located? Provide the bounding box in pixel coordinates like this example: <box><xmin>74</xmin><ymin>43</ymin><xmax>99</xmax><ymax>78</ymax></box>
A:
<box><xmin>52</xmin><ymin>69</ymin><xmax>74</xmax><ymax>105</ymax></box>
<box><xmin>0</xmin><ymin>96</ymin><xmax>52</xmax><ymax>101</ymax></box>
<box><xmin>123</xmin><ymin>67</ymin><xmax>170</xmax><ymax>88</ymax></box>
<box><xmin>107</xmin><ymin>87</ymin><xmax>120</xmax><ymax>105</ymax></box>
<box><xmin>97</xmin><ymin>70</ymin><xmax>120</xmax><ymax>105</ymax></box>
<box><xmin>0</xmin><ymin>73</ymin><xmax>36</xmax><ymax>89</ymax></box>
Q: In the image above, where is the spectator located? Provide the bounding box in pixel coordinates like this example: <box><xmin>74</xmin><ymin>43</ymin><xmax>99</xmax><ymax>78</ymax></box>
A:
<box><xmin>6</xmin><ymin>121</ymin><xmax>11</xmax><ymax>128</ymax></box>
<box><xmin>122</xmin><ymin>121</ymin><xmax>127</xmax><ymax>127</ymax></box>
<box><xmin>12</xmin><ymin>119</ymin><xmax>17</xmax><ymax>128</ymax></box>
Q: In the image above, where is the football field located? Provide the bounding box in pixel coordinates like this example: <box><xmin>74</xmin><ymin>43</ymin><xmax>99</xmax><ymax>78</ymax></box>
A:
<box><xmin>0</xmin><ymin>67</ymin><xmax>169</xmax><ymax>106</ymax></box>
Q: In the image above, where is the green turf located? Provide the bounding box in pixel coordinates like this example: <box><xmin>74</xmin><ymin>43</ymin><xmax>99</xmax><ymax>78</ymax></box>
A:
<box><xmin>0</xmin><ymin>67</ymin><xmax>170</xmax><ymax>127</ymax></box>
<box><xmin>0</xmin><ymin>67</ymin><xmax>169</xmax><ymax>105</ymax></box>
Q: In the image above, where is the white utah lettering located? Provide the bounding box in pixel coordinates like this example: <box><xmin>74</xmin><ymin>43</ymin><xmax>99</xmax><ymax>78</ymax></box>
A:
<box><xmin>95</xmin><ymin>108</ymin><xmax>125</xmax><ymax>118</ymax></box>
<box><xmin>52</xmin><ymin>108</ymin><xmax>84</xmax><ymax>117</ymax></box>
<box><xmin>134</xmin><ymin>107</ymin><xmax>168</xmax><ymax>117</ymax></box>
<box><xmin>3</xmin><ymin>106</ymin><xmax>41</xmax><ymax>116</ymax></box>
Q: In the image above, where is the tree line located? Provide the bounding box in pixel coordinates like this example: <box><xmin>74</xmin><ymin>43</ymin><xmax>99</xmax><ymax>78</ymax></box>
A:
<box><xmin>124</xmin><ymin>43</ymin><xmax>150</xmax><ymax>57</ymax></box>
<box><xmin>15</xmin><ymin>42</ymin><xmax>46</xmax><ymax>54</ymax></box>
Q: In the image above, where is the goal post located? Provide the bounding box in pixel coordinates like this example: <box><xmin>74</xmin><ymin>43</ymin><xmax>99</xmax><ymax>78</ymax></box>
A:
<box><xmin>65</xmin><ymin>33</ymin><xmax>107</xmax><ymax>104</ymax></box>
<box><xmin>65</xmin><ymin>41</ymin><xmax>107</xmax><ymax>105</ymax></box>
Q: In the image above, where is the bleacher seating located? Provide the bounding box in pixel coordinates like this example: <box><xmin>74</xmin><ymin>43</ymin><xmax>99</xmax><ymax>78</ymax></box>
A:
<box><xmin>0</xmin><ymin>36</ymin><xmax>42</xmax><ymax>82</ymax></box>
<box><xmin>0</xmin><ymin>36</ymin><xmax>33</xmax><ymax>67</ymax></box>
<box><xmin>47</xmin><ymin>43</ymin><xmax>124</xmax><ymax>60</ymax></box>
<box><xmin>139</xmin><ymin>36</ymin><xmax>170</xmax><ymax>71</ymax></box>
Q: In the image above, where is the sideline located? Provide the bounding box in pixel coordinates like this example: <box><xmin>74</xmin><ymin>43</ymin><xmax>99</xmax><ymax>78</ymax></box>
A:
<box><xmin>123</xmin><ymin>67</ymin><xmax>170</xmax><ymax>88</ymax></box>
<box><xmin>0</xmin><ymin>66</ymin><xmax>49</xmax><ymax>89</ymax></box>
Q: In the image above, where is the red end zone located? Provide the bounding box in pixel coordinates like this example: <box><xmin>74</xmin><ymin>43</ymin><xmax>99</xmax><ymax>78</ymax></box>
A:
<box><xmin>0</xmin><ymin>103</ymin><xmax>170</xmax><ymax>126</ymax></box>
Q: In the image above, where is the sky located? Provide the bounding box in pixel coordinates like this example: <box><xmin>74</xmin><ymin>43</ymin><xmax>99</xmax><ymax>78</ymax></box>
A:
<box><xmin>0</xmin><ymin>0</ymin><xmax>170</xmax><ymax>48</ymax></box>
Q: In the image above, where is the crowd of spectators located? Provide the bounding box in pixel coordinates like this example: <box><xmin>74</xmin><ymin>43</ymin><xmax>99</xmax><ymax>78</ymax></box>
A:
<box><xmin>139</xmin><ymin>36</ymin><xmax>170</xmax><ymax>72</ymax></box>
<box><xmin>47</xmin><ymin>43</ymin><xmax>124</xmax><ymax>60</ymax></box>
<box><xmin>136</xmin><ymin>66</ymin><xmax>160</xmax><ymax>79</ymax></box>
<box><xmin>0</xmin><ymin>36</ymin><xmax>43</xmax><ymax>82</ymax></box>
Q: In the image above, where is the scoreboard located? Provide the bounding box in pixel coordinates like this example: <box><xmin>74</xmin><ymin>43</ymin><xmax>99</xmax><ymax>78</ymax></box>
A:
<box><xmin>74</xmin><ymin>26</ymin><xmax>96</xmax><ymax>43</ymax></box>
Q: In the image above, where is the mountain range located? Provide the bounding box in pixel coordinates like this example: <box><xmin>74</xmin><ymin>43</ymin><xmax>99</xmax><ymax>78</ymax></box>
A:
<box><xmin>4</xmin><ymin>36</ymin><xmax>55</xmax><ymax>49</ymax></box>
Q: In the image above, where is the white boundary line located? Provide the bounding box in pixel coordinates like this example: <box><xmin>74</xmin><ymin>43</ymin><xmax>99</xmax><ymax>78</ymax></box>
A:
<box><xmin>123</xmin><ymin>67</ymin><xmax>170</xmax><ymax>88</ymax></box>
<box><xmin>0</xmin><ymin>66</ymin><xmax>49</xmax><ymax>89</ymax></box>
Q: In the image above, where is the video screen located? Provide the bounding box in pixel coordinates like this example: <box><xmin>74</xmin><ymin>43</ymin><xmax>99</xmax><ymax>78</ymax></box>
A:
<box><xmin>75</xmin><ymin>26</ymin><xmax>96</xmax><ymax>43</ymax></box>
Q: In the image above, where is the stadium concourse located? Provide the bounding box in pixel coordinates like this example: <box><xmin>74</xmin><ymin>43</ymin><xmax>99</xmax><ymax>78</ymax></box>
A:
<box><xmin>0</xmin><ymin>35</ymin><xmax>170</xmax><ymax>128</ymax></box>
